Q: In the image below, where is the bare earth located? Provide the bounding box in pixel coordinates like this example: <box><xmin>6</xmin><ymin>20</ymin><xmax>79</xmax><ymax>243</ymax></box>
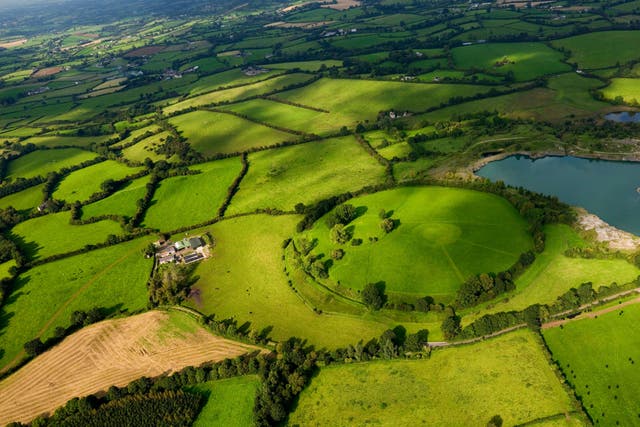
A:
<box><xmin>31</xmin><ymin>66</ymin><xmax>64</xmax><ymax>78</ymax></box>
<box><xmin>576</xmin><ymin>208</ymin><xmax>640</xmax><ymax>251</ymax></box>
<box><xmin>0</xmin><ymin>310</ymin><xmax>265</xmax><ymax>425</ymax></box>
<box><xmin>0</xmin><ymin>39</ymin><xmax>27</xmax><ymax>49</ymax></box>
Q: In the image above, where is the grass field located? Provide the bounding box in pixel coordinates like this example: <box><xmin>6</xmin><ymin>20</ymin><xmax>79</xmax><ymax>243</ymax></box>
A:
<box><xmin>10</xmin><ymin>211</ymin><xmax>124</xmax><ymax>259</ymax></box>
<box><xmin>277</xmin><ymin>78</ymin><xmax>500</xmax><ymax>124</ymax></box>
<box><xmin>290</xmin><ymin>329</ymin><xmax>580</xmax><ymax>426</ymax></box>
<box><xmin>601</xmin><ymin>78</ymin><xmax>640</xmax><ymax>104</ymax></box>
<box><xmin>142</xmin><ymin>157</ymin><xmax>242</xmax><ymax>231</ymax></box>
<box><xmin>451</xmin><ymin>42</ymin><xmax>571</xmax><ymax>81</ymax></box>
<box><xmin>22</xmin><ymin>134</ymin><xmax>114</xmax><ymax>148</ymax></box>
<box><xmin>120</xmin><ymin>131</ymin><xmax>175</xmax><ymax>163</ymax></box>
<box><xmin>552</xmin><ymin>31</ymin><xmax>640</xmax><ymax>69</ymax></box>
<box><xmin>0</xmin><ymin>238</ymin><xmax>153</xmax><ymax>372</ymax></box>
<box><xmin>544</xmin><ymin>303</ymin><xmax>640</xmax><ymax>426</ymax></box>
<box><xmin>302</xmin><ymin>186</ymin><xmax>532</xmax><ymax>301</ymax></box>
<box><xmin>0</xmin><ymin>310</ymin><xmax>263</xmax><ymax>425</ymax></box>
<box><xmin>81</xmin><ymin>175</ymin><xmax>151</xmax><ymax>219</ymax></box>
<box><xmin>53</xmin><ymin>160</ymin><xmax>143</xmax><ymax>202</ymax></box>
<box><xmin>169</xmin><ymin>110</ymin><xmax>295</xmax><ymax>156</ymax></box>
<box><xmin>0</xmin><ymin>260</ymin><xmax>16</xmax><ymax>280</ymax></box>
<box><xmin>465</xmin><ymin>225</ymin><xmax>640</xmax><ymax>320</ymax></box>
<box><xmin>0</xmin><ymin>184</ymin><xmax>44</xmax><ymax>212</ymax></box>
<box><xmin>187</xmin><ymin>215</ymin><xmax>435</xmax><ymax>348</ymax></box>
<box><xmin>227</xmin><ymin>136</ymin><xmax>387</xmax><ymax>214</ymax></box>
<box><xmin>264</xmin><ymin>60</ymin><xmax>342</xmax><ymax>71</ymax></box>
<box><xmin>5</xmin><ymin>148</ymin><xmax>99</xmax><ymax>180</ymax></box>
<box><xmin>188</xmin><ymin>376</ymin><xmax>259</xmax><ymax>427</ymax></box>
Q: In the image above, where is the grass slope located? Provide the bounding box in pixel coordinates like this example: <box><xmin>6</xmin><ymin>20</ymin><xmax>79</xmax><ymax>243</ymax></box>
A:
<box><xmin>601</xmin><ymin>78</ymin><xmax>640</xmax><ymax>104</ymax></box>
<box><xmin>290</xmin><ymin>330</ymin><xmax>578</xmax><ymax>426</ymax></box>
<box><xmin>5</xmin><ymin>149</ymin><xmax>98</xmax><ymax>180</ymax></box>
<box><xmin>188</xmin><ymin>376</ymin><xmax>259</xmax><ymax>427</ymax></box>
<box><xmin>552</xmin><ymin>31</ymin><xmax>640</xmax><ymax>69</ymax></box>
<box><xmin>81</xmin><ymin>175</ymin><xmax>151</xmax><ymax>219</ymax></box>
<box><xmin>228</xmin><ymin>136</ymin><xmax>386</xmax><ymax>214</ymax></box>
<box><xmin>303</xmin><ymin>186</ymin><xmax>532</xmax><ymax>301</ymax></box>
<box><xmin>544</xmin><ymin>303</ymin><xmax>640</xmax><ymax>426</ymax></box>
<box><xmin>0</xmin><ymin>184</ymin><xmax>44</xmax><ymax>212</ymax></box>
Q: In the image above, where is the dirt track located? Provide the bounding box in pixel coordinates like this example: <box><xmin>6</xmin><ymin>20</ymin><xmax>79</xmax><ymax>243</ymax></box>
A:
<box><xmin>0</xmin><ymin>311</ymin><xmax>264</xmax><ymax>425</ymax></box>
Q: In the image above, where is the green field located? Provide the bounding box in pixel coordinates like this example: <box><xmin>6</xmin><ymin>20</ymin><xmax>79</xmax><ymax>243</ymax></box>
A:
<box><xmin>264</xmin><ymin>60</ymin><xmax>342</xmax><ymax>71</ymax></box>
<box><xmin>0</xmin><ymin>260</ymin><xmax>16</xmax><ymax>280</ymax></box>
<box><xmin>277</xmin><ymin>78</ymin><xmax>500</xmax><ymax>124</ymax></box>
<box><xmin>466</xmin><ymin>225</ymin><xmax>640</xmax><ymax>320</ymax></box>
<box><xmin>120</xmin><ymin>131</ymin><xmax>175</xmax><ymax>163</ymax></box>
<box><xmin>169</xmin><ymin>110</ymin><xmax>295</xmax><ymax>156</ymax></box>
<box><xmin>290</xmin><ymin>330</ymin><xmax>579</xmax><ymax>426</ymax></box>
<box><xmin>53</xmin><ymin>160</ymin><xmax>143</xmax><ymax>202</ymax></box>
<box><xmin>81</xmin><ymin>175</ymin><xmax>151</xmax><ymax>219</ymax></box>
<box><xmin>544</xmin><ymin>303</ymin><xmax>640</xmax><ymax>426</ymax></box>
<box><xmin>227</xmin><ymin>136</ymin><xmax>387</xmax><ymax>214</ymax></box>
<box><xmin>0</xmin><ymin>238</ymin><xmax>152</xmax><ymax>370</ymax></box>
<box><xmin>142</xmin><ymin>157</ymin><xmax>242</xmax><ymax>231</ymax></box>
<box><xmin>22</xmin><ymin>134</ymin><xmax>114</xmax><ymax>148</ymax></box>
<box><xmin>552</xmin><ymin>31</ymin><xmax>640</xmax><ymax>69</ymax></box>
<box><xmin>10</xmin><ymin>212</ymin><xmax>124</xmax><ymax>259</ymax></box>
<box><xmin>0</xmin><ymin>184</ymin><xmax>44</xmax><ymax>212</ymax></box>
<box><xmin>5</xmin><ymin>149</ymin><xmax>99</xmax><ymax>180</ymax></box>
<box><xmin>188</xmin><ymin>376</ymin><xmax>259</xmax><ymax>427</ymax></box>
<box><xmin>302</xmin><ymin>186</ymin><xmax>532</xmax><ymax>301</ymax></box>
<box><xmin>451</xmin><ymin>42</ymin><xmax>571</xmax><ymax>81</ymax></box>
<box><xmin>601</xmin><ymin>78</ymin><xmax>640</xmax><ymax>104</ymax></box>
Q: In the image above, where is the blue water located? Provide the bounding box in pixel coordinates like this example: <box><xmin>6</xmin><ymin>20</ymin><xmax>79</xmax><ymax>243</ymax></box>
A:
<box><xmin>605</xmin><ymin>112</ymin><xmax>640</xmax><ymax>123</ymax></box>
<box><xmin>477</xmin><ymin>155</ymin><xmax>640</xmax><ymax>235</ymax></box>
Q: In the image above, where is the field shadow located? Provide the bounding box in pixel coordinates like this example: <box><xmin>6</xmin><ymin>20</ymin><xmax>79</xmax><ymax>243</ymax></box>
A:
<box><xmin>258</xmin><ymin>325</ymin><xmax>273</xmax><ymax>341</ymax></box>
<box><xmin>354</xmin><ymin>205</ymin><xmax>368</xmax><ymax>219</ymax></box>
<box><xmin>0</xmin><ymin>276</ymin><xmax>30</xmax><ymax>338</ymax></box>
<box><xmin>7</xmin><ymin>232</ymin><xmax>40</xmax><ymax>260</ymax></box>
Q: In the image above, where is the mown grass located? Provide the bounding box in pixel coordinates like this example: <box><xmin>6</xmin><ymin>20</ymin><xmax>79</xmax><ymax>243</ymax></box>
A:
<box><xmin>227</xmin><ymin>136</ymin><xmax>387</xmax><ymax>214</ymax></box>
<box><xmin>551</xmin><ymin>31</ymin><xmax>640</xmax><ymax>69</ymax></box>
<box><xmin>302</xmin><ymin>186</ymin><xmax>532</xmax><ymax>301</ymax></box>
<box><xmin>10</xmin><ymin>212</ymin><xmax>124</xmax><ymax>259</ymax></box>
<box><xmin>169</xmin><ymin>110</ymin><xmax>295</xmax><ymax>156</ymax></box>
<box><xmin>0</xmin><ymin>238</ymin><xmax>152</xmax><ymax>370</ymax></box>
<box><xmin>451</xmin><ymin>42</ymin><xmax>571</xmax><ymax>81</ymax></box>
<box><xmin>5</xmin><ymin>149</ymin><xmax>99</xmax><ymax>180</ymax></box>
<box><xmin>22</xmin><ymin>134</ymin><xmax>114</xmax><ymax>148</ymax></box>
<box><xmin>544</xmin><ymin>303</ymin><xmax>640</xmax><ymax>426</ymax></box>
<box><xmin>464</xmin><ymin>225</ymin><xmax>640</xmax><ymax>320</ymax></box>
<box><xmin>601</xmin><ymin>78</ymin><xmax>640</xmax><ymax>104</ymax></box>
<box><xmin>81</xmin><ymin>175</ymin><xmax>151</xmax><ymax>220</ymax></box>
<box><xmin>142</xmin><ymin>157</ymin><xmax>242</xmax><ymax>231</ymax></box>
<box><xmin>0</xmin><ymin>184</ymin><xmax>44</xmax><ymax>212</ymax></box>
<box><xmin>186</xmin><ymin>215</ymin><xmax>435</xmax><ymax>348</ymax></box>
<box><xmin>277</xmin><ymin>78</ymin><xmax>501</xmax><ymax>124</ymax></box>
<box><xmin>53</xmin><ymin>160</ymin><xmax>144</xmax><ymax>203</ymax></box>
<box><xmin>290</xmin><ymin>329</ymin><xmax>579</xmax><ymax>426</ymax></box>
<box><xmin>188</xmin><ymin>376</ymin><xmax>259</xmax><ymax>427</ymax></box>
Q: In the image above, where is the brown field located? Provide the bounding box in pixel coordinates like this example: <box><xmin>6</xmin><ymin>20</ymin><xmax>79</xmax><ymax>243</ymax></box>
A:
<box><xmin>0</xmin><ymin>310</ymin><xmax>266</xmax><ymax>425</ymax></box>
<box><xmin>124</xmin><ymin>45</ymin><xmax>166</xmax><ymax>57</ymax></box>
<box><xmin>75</xmin><ymin>32</ymin><xmax>100</xmax><ymax>39</ymax></box>
<box><xmin>31</xmin><ymin>67</ymin><xmax>64</xmax><ymax>78</ymax></box>
<box><xmin>0</xmin><ymin>39</ymin><xmax>27</xmax><ymax>49</ymax></box>
<box><xmin>266</xmin><ymin>21</ymin><xmax>331</xmax><ymax>28</ymax></box>
<box><xmin>321</xmin><ymin>0</ymin><xmax>360</xmax><ymax>10</ymax></box>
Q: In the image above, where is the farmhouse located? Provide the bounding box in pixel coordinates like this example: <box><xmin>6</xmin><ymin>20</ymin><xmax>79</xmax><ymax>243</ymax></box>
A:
<box><xmin>153</xmin><ymin>234</ymin><xmax>212</xmax><ymax>266</ymax></box>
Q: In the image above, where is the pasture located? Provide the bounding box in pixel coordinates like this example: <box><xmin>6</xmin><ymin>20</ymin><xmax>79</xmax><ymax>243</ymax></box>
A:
<box><xmin>551</xmin><ymin>31</ymin><xmax>640</xmax><ymax>69</ymax></box>
<box><xmin>10</xmin><ymin>211</ymin><xmax>124</xmax><ymax>259</ymax></box>
<box><xmin>302</xmin><ymin>186</ymin><xmax>532</xmax><ymax>301</ymax></box>
<box><xmin>120</xmin><ymin>131</ymin><xmax>175</xmax><ymax>163</ymax></box>
<box><xmin>81</xmin><ymin>175</ymin><xmax>151</xmax><ymax>219</ymax></box>
<box><xmin>601</xmin><ymin>78</ymin><xmax>640</xmax><ymax>104</ymax></box>
<box><xmin>22</xmin><ymin>134</ymin><xmax>114</xmax><ymax>148</ymax></box>
<box><xmin>142</xmin><ymin>157</ymin><xmax>242</xmax><ymax>231</ymax></box>
<box><xmin>4</xmin><ymin>148</ymin><xmax>98</xmax><ymax>180</ymax></box>
<box><xmin>451</xmin><ymin>42</ymin><xmax>571</xmax><ymax>81</ymax></box>
<box><xmin>0</xmin><ymin>238</ymin><xmax>153</xmax><ymax>372</ymax></box>
<box><xmin>53</xmin><ymin>160</ymin><xmax>144</xmax><ymax>202</ymax></box>
<box><xmin>0</xmin><ymin>184</ymin><xmax>44</xmax><ymax>212</ymax></box>
<box><xmin>0</xmin><ymin>260</ymin><xmax>16</xmax><ymax>279</ymax></box>
<box><xmin>289</xmin><ymin>330</ymin><xmax>580</xmax><ymax>426</ymax></box>
<box><xmin>0</xmin><ymin>310</ymin><xmax>262</xmax><ymax>425</ymax></box>
<box><xmin>169</xmin><ymin>110</ymin><xmax>295</xmax><ymax>156</ymax></box>
<box><xmin>227</xmin><ymin>136</ymin><xmax>387</xmax><ymax>214</ymax></box>
<box><xmin>188</xmin><ymin>376</ymin><xmax>260</xmax><ymax>427</ymax></box>
<box><xmin>544</xmin><ymin>303</ymin><xmax>640</xmax><ymax>426</ymax></box>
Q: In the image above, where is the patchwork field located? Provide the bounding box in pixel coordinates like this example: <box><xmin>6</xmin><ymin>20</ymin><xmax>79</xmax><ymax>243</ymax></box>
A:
<box><xmin>552</xmin><ymin>31</ymin><xmax>640</xmax><ymax>69</ymax></box>
<box><xmin>451</xmin><ymin>42</ymin><xmax>571</xmax><ymax>81</ymax></box>
<box><xmin>0</xmin><ymin>184</ymin><xmax>44</xmax><ymax>212</ymax></box>
<box><xmin>22</xmin><ymin>134</ymin><xmax>115</xmax><ymax>148</ymax></box>
<box><xmin>4</xmin><ymin>148</ymin><xmax>99</xmax><ymax>180</ymax></box>
<box><xmin>142</xmin><ymin>157</ymin><xmax>242</xmax><ymax>231</ymax></box>
<box><xmin>227</xmin><ymin>136</ymin><xmax>387</xmax><ymax>214</ymax></box>
<box><xmin>53</xmin><ymin>160</ymin><xmax>143</xmax><ymax>202</ymax></box>
<box><xmin>10</xmin><ymin>211</ymin><xmax>124</xmax><ymax>259</ymax></box>
<box><xmin>301</xmin><ymin>186</ymin><xmax>532</xmax><ymax>301</ymax></box>
<box><xmin>80</xmin><ymin>175</ymin><xmax>151</xmax><ymax>219</ymax></box>
<box><xmin>0</xmin><ymin>238</ymin><xmax>153</xmax><ymax>372</ymax></box>
<box><xmin>544</xmin><ymin>303</ymin><xmax>640</xmax><ymax>426</ymax></box>
<box><xmin>188</xmin><ymin>376</ymin><xmax>260</xmax><ymax>427</ymax></box>
<box><xmin>120</xmin><ymin>131</ymin><xmax>175</xmax><ymax>163</ymax></box>
<box><xmin>0</xmin><ymin>310</ymin><xmax>263</xmax><ymax>425</ymax></box>
<box><xmin>169</xmin><ymin>110</ymin><xmax>295</xmax><ymax>156</ymax></box>
<box><xmin>290</xmin><ymin>330</ymin><xmax>580</xmax><ymax>426</ymax></box>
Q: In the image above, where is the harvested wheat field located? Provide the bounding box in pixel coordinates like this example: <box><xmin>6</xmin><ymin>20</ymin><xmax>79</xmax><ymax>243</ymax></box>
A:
<box><xmin>0</xmin><ymin>310</ymin><xmax>266</xmax><ymax>425</ymax></box>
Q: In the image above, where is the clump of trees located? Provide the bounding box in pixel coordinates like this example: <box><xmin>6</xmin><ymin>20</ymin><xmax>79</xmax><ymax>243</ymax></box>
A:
<box><xmin>325</xmin><ymin>203</ymin><xmax>357</xmax><ymax>228</ymax></box>
<box><xmin>148</xmin><ymin>264</ymin><xmax>197</xmax><ymax>306</ymax></box>
<box><xmin>362</xmin><ymin>282</ymin><xmax>386</xmax><ymax>310</ymax></box>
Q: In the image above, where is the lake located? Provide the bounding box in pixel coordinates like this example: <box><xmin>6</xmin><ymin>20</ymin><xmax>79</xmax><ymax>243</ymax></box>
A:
<box><xmin>476</xmin><ymin>155</ymin><xmax>640</xmax><ymax>235</ymax></box>
<box><xmin>605</xmin><ymin>111</ymin><xmax>640</xmax><ymax>123</ymax></box>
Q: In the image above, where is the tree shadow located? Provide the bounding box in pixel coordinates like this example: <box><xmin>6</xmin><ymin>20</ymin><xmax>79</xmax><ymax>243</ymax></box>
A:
<box><xmin>354</xmin><ymin>205</ymin><xmax>368</xmax><ymax>219</ymax></box>
<box><xmin>6</xmin><ymin>232</ymin><xmax>40</xmax><ymax>260</ymax></box>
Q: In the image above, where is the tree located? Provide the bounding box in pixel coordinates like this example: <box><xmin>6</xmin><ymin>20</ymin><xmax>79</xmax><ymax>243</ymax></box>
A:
<box><xmin>362</xmin><ymin>282</ymin><xmax>385</xmax><ymax>310</ymax></box>
<box><xmin>380</xmin><ymin>218</ymin><xmax>395</xmax><ymax>233</ymax></box>
<box><xmin>330</xmin><ymin>224</ymin><xmax>351</xmax><ymax>244</ymax></box>
<box><xmin>441</xmin><ymin>314</ymin><xmax>461</xmax><ymax>340</ymax></box>
<box><xmin>487</xmin><ymin>415</ymin><xmax>503</xmax><ymax>427</ymax></box>
<box><xmin>24</xmin><ymin>338</ymin><xmax>45</xmax><ymax>357</ymax></box>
